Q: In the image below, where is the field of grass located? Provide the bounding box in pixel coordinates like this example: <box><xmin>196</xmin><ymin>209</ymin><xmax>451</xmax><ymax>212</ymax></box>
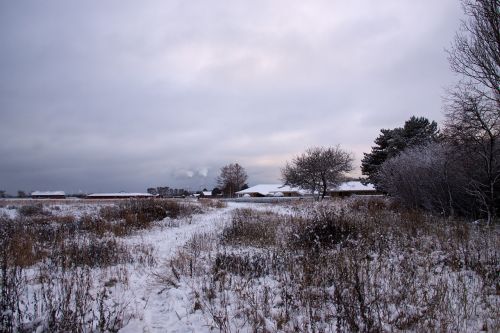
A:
<box><xmin>0</xmin><ymin>198</ymin><xmax>221</xmax><ymax>332</ymax></box>
<box><xmin>166</xmin><ymin>198</ymin><xmax>500</xmax><ymax>332</ymax></box>
<box><xmin>1</xmin><ymin>197</ymin><xmax>498</xmax><ymax>332</ymax></box>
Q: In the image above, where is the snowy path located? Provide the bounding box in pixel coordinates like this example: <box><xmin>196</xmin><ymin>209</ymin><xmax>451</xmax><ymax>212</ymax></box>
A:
<box><xmin>120</xmin><ymin>203</ymin><xmax>245</xmax><ymax>333</ymax></box>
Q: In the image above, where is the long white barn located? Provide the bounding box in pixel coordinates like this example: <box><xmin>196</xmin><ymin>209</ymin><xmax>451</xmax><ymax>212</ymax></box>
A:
<box><xmin>236</xmin><ymin>184</ymin><xmax>306</xmax><ymax>197</ymax></box>
<box><xmin>236</xmin><ymin>181</ymin><xmax>378</xmax><ymax>198</ymax></box>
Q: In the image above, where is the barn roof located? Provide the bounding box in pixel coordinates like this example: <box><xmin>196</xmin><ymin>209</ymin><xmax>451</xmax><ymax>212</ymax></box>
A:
<box><xmin>236</xmin><ymin>184</ymin><xmax>304</xmax><ymax>196</ymax></box>
<box><xmin>330</xmin><ymin>181</ymin><xmax>376</xmax><ymax>192</ymax></box>
<box><xmin>31</xmin><ymin>191</ymin><xmax>66</xmax><ymax>196</ymax></box>
<box><xmin>86</xmin><ymin>192</ymin><xmax>154</xmax><ymax>198</ymax></box>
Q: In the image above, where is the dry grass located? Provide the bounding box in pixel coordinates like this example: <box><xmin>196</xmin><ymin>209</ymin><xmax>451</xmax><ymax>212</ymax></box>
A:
<box><xmin>0</xmin><ymin>198</ymin><xmax>197</xmax><ymax>332</ymax></box>
<box><xmin>167</xmin><ymin>199</ymin><xmax>500</xmax><ymax>332</ymax></box>
<box><xmin>199</xmin><ymin>199</ymin><xmax>227</xmax><ymax>209</ymax></box>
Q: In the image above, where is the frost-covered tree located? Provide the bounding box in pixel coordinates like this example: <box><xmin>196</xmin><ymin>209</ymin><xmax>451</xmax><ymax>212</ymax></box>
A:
<box><xmin>361</xmin><ymin>116</ymin><xmax>439</xmax><ymax>188</ymax></box>
<box><xmin>217</xmin><ymin>163</ymin><xmax>248</xmax><ymax>197</ymax></box>
<box><xmin>378</xmin><ymin>142</ymin><xmax>473</xmax><ymax>216</ymax></box>
<box><xmin>282</xmin><ymin>146</ymin><xmax>353</xmax><ymax>200</ymax></box>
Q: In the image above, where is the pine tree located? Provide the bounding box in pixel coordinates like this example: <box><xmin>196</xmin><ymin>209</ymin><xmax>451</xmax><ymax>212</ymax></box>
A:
<box><xmin>361</xmin><ymin>116</ymin><xmax>438</xmax><ymax>188</ymax></box>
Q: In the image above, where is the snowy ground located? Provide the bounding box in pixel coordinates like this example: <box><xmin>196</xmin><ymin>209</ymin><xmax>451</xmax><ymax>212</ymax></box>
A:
<box><xmin>119</xmin><ymin>202</ymin><xmax>268</xmax><ymax>332</ymax></box>
<box><xmin>3</xmin><ymin>199</ymin><xmax>497</xmax><ymax>332</ymax></box>
<box><xmin>1</xmin><ymin>199</ymin><xmax>254</xmax><ymax>332</ymax></box>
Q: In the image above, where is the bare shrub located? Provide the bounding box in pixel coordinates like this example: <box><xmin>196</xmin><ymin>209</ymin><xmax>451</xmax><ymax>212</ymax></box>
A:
<box><xmin>213</xmin><ymin>253</ymin><xmax>268</xmax><ymax>278</ymax></box>
<box><xmin>98</xmin><ymin>199</ymin><xmax>204</xmax><ymax>234</ymax></box>
<box><xmin>289</xmin><ymin>209</ymin><xmax>358</xmax><ymax>251</ymax></box>
<box><xmin>221</xmin><ymin>209</ymin><xmax>280</xmax><ymax>247</ymax></box>
<box><xmin>55</xmin><ymin>236</ymin><xmax>133</xmax><ymax>268</ymax></box>
<box><xmin>18</xmin><ymin>203</ymin><xmax>51</xmax><ymax>217</ymax></box>
<box><xmin>199</xmin><ymin>199</ymin><xmax>227</xmax><ymax>209</ymax></box>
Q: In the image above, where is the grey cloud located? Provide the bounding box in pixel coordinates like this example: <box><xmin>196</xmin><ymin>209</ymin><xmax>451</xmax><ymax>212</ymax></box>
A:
<box><xmin>0</xmin><ymin>0</ymin><xmax>463</xmax><ymax>194</ymax></box>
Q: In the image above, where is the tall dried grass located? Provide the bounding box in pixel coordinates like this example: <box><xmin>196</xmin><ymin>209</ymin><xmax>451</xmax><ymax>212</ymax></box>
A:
<box><xmin>167</xmin><ymin>198</ymin><xmax>500</xmax><ymax>332</ymax></box>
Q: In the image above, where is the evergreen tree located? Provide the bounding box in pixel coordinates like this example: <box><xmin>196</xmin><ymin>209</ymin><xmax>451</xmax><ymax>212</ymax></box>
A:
<box><xmin>362</xmin><ymin>116</ymin><xmax>438</xmax><ymax>187</ymax></box>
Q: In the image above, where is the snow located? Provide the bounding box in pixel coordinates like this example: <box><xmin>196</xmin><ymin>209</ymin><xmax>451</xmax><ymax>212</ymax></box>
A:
<box><xmin>0</xmin><ymin>206</ymin><xmax>18</xmax><ymax>219</ymax></box>
<box><xmin>31</xmin><ymin>190</ymin><xmax>65</xmax><ymax>196</ymax></box>
<box><xmin>86</xmin><ymin>192</ymin><xmax>154</xmax><ymax>197</ymax></box>
<box><xmin>7</xmin><ymin>198</ymin><xmax>494</xmax><ymax>332</ymax></box>
<box><xmin>120</xmin><ymin>202</ymin><xmax>257</xmax><ymax>332</ymax></box>
<box><xmin>236</xmin><ymin>184</ymin><xmax>305</xmax><ymax>196</ymax></box>
<box><xmin>331</xmin><ymin>181</ymin><xmax>376</xmax><ymax>192</ymax></box>
<box><xmin>238</xmin><ymin>181</ymin><xmax>376</xmax><ymax>196</ymax></box>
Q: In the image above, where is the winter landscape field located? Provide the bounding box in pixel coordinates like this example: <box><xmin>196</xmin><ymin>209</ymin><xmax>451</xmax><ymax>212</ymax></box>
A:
<box><xmin>1</xmin><ymin>197</ymin><xmax>498</xmax><ymax>332</ymax></box>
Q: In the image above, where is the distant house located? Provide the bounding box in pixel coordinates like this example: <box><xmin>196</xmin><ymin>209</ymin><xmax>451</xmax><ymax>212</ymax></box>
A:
<box><xmin>236</xmin><ymin>184</ymin><xmax>305</xmax><ymax>197</ymax></box>
<box><xmin>85</xmin><ymin>192</ymin><xmax>155</xmax><ymax>199</ymax></box>
<box><xmin>328</xmin><ymin>181</ymin><xmax>379</xmax><ymax>197</ymax></box>
<box><xmin>31</xmin><ymin>191</ymin><xmax>66</xmax><ymax>199</ymax></box>
<box><xmin>199</xmin><ymin>191</ymin><xmax>213</xmax><ymax>198</ymax></box>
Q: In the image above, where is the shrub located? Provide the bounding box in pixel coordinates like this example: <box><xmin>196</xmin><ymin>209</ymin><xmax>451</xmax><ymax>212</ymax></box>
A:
<box><xmin>221</xmin><ymin>209</ymin><xmax>279</xmax><ymax>247</ymax></box>
<box><xmin>18</xmin><ymin>203</ymin><xmax>51</xmax><ymax>217</ymax></box>
<box><xmin>98</xmin><ymin>199</ymin><xmax>203</xmax><ymax>233</ymax></box>
<box><xmin>199</xmin><ymin>199</ymin><xmax>227</xmax><ymax>209</ymax></box>
<box><xmin>213</xmin><ymin>253</ymin><xmax>268</xmax><ymax>278</ymax></box>
<box><xmin>289</xmin><ymin>207</ymin><xmax>358</xmax><ymax>251</ymax></box>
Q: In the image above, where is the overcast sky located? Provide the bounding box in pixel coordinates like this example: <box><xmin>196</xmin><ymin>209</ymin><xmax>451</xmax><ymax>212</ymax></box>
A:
<box><xmin>0</xmin><ymin>0</ymin><xmax>463</xmax><ymax>194</ymax></box>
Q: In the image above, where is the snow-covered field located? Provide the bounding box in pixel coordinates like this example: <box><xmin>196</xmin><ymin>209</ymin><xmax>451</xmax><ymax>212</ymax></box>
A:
<box><xmin>120</xmin><ymin>202</ymin><xmax>250</xmax><ymax>332</ymax></box>
<box><xmin>0</xmin><ymin>199</ymin><xmax>268</xmax><ymax>332</ymax></box>
<box><xmin>1</xmin><ymin>198</ymin><xmax>499</xmax><ymax>332</ymax></box>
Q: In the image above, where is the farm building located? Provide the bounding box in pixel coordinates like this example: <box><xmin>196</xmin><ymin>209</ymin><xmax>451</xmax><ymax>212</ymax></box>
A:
<box><xmin>236</xmin><ymin>184</ymin><xmax>305</xmax><ymax>197</ymax></box>
<box><xmin>328</xmin><ymin>181</ymin><xmax>379</xmax><ymax>197</ymax></box>
<box><xmin>31</xmin><ymin>191</ymin><xmax>66</xmax><ymax>199</ymax></box>
<box><xmin>85</xmin><ymin>192</ymin><xmax>155</xmax><ymax>199</ymax></box>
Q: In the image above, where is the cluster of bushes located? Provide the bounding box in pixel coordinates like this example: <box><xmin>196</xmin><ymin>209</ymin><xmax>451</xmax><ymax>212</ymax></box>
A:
<box><xmin>96</xmin><ymin>198</ymin><xmax>203</xmax><ymax>232</ymax></box>
<box><xmin>168</xmin><ymin>198</ymin><xmax>500</xmax><ymax>332</ymax></box>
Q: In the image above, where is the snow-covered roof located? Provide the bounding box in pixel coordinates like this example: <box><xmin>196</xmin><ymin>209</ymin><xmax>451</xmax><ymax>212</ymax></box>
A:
<box><xmin>236</xmin><ymin>184</ymin><xmax>304</xmax><ymax>196</ymax></box>
<box><xmin>31</xmin><ymin>191</ymin><xmax>65</xmax><ymax>196</ymax></box>
<box><xmin>202</xmin><ymin>191</ymin><xmax>212</xmax><ymax>196</ymax></box>
<box><xmin>330</xmin><ymin>181</ymin><xmax>376</xmax><ymax>192</ymax></box>
<box><xmin>86</xmin><ymin>192</ymin><xmax>154</xmax><ymax>197</ymax></box>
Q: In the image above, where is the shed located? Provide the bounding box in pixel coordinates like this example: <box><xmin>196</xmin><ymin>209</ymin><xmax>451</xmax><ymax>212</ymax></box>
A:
<box><xmin>31</xmin><ymin>191</ymin><xmax>66</xmax><ymax>199</ymax></box>
<box><xmin>85</xmin><ymin>192</ymin><xmax>155</xmax><ymax>199</ymax></box>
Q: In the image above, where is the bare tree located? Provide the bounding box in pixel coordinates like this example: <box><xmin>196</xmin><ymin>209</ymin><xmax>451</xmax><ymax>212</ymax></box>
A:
<box><xmin>282</xmin><ymin>146</ymin><xmax>353</xmax><ymax>200</ymax></box>
<box><xmin>217</xmin><ymin>163</ymin><xmax>248</xmax><ymax>197</ymax></box>
<box><xmin>445</xmin><ymin>0</ymin><xmax>500</xmax><ymax>223</ymax></box>
<box><xmin>445</xmin><ymin>88</ymin><xmax>500</xmax><ymax>221</ymax></box>
<box><xmin>447</xmin><ymin>0</ymin><xmax>500</xmax><ymax>102</ymax></box>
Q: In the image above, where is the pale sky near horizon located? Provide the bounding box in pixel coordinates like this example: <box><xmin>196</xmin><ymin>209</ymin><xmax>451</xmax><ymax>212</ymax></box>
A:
<box><xmin>0</xmin><ymin>0</ymin><xmax>463</xmax><ymax>194</ymax></box>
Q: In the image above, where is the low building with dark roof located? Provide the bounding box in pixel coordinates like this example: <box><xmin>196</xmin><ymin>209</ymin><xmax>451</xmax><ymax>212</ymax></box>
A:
<box><xmin>85</xmin><ymin>192</ymin><xmax>155</xmax><ymax>199</ymax></box>
<box><xmin>31</xmin><ymin>191</ymin><xmax>66</xmax><ymax>199</ymax></box>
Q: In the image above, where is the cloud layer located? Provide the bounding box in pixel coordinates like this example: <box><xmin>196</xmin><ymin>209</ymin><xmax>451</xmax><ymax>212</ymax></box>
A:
<box><xmin>0</xmin><ymin>0</ymin><xmax>462</xmax><ymax>193</ymax></box>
